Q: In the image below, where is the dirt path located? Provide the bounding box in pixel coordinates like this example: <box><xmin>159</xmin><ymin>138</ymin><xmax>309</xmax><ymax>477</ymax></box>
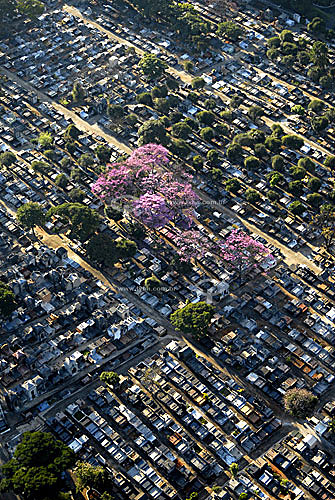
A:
<box><xmin>63</xmin><ymin>4</ymin><xmax>193</xmax><ymax>84</ymax></box>
<box><xmin>199</xmin><ymin>192</ymin><xmax>322</xmax><ymax>274</ymax></box>
<box><xmin>0</xmin><ymin>67</ymin><xmax>132</xmax><ymax>155</ymax></box>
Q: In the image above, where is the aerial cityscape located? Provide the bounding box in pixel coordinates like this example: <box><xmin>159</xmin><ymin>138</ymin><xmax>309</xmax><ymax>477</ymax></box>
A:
<box><xmin>1</xmin><ymin>0</ymin><xmax>335</xmax><ymax>499</ymax></box>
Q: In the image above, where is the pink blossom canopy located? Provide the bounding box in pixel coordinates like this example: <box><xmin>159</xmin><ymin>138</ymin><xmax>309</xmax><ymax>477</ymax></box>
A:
<box><xmin>132</xmin><ymin>194</ymin><xmax>173</xmax><ymax>228</ymax></box>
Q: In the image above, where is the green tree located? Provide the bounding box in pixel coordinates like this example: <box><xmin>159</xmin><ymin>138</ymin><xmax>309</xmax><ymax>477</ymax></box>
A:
<box><xmin>254</xmin><ymin>143</ymin><xmax>267</xmax><ymax>158</ymax></box>
<box><xmin>17</xmin><ymin>0</ymin><xmax>44</xmax><ymax>18</ymax></box>
<box><xmin>307</xmin><ymin>192</ymin><xmax>323</xmax><ymax>207</ymax></box>
<box><xmin>115</xmin><ymin>237</ymin><xmax>137</xmax><ymax>259</ymax></box>
<box><xmin>308</xmin><ymin>176</ymin><xmax>321</xmax><ymax>192</ymax></box>
<box><xmin>279</xmin><ymin>29</ymin><xmax>294</xmax><ymax>42</ymax></box>
<box><xmin>38</xmin><ymin>132</ymin><xmax>53</xmax><ymax>148</ymax></box>
<box><xmin>308</xmin><ymin>66</ymin><xmax>321</xmax><ymax>83</ymax></box>
<box><xmin>312</xmin><ymin>115</ymin><xmax>329</xmax><ymax>132</ymax></box>
<box><xmin>139</xmin><ymin>53</ymin><xmax>167</xmax><ymax>79</ymax></box>
<box><xmin>272</xmin><ymin>155</ymin><xmax>284</xmax><ymax>172</ymax></box>
<box><xmin>100</xmin><ymin>371</ymin><xmax>120</xmax><ymax>385</ymax></box>
<box><xmin>171</xmin><ymin>121</ymin><xmax>192</xmax><ymax>139</ymax></box>
<box><xmin>308</xmin><ymin>99</ymin><xmax>324</xmax><ymax>113</ymax></box>
<box><xmin>267</xmin><ymin>48</ymin><xmax>280</xmax><ymax>61</ymax></box>
<box><xmin>267</xmin><ymin>171</ymin><xmax>284</xmax><ymax>187</ymax></box>
<box><xmin>153</xmin><ymin>97</ymin><xmax>170</xmax><ymax>114</ymax></box>
<box><xmin>183</xmin><ymin>60</ymin><xmax>194</xmax><ymax>72</ymax></box>
<box><xmin>229</xmin><ymin>462</ymin><xmax>239</xmax><ymax>477</ymax></box>
<box><xmin>225</xmin><ymin>177</ymin><xmax>240</xmax><ymax>193</ymax></box>
<box><xmin>271</xmin><ymin>123</ymin><xmax>284</xmax><ymax>138</ymax></box>
<box><xmin>86</xmin><ymin>233</ymin><xmax>118</xmax><ymax>267</ymax></box>
<box><xmin>227</xmin><ymin>143</ymin><xmax>243</xmax><ymax>162</ymax></box>
<box><xmin>107</xmin><ymin>103</ymin><xmax>125</xmax><ymax>127</ymax></box>
<box><xmin>283</xmin><ymin>388</ymin><xmax>317</xmax><ymax>417</ymax></box>
<box><xmin>282</xmin><ymin>41</ymin><xmax>298</xmax><ymax>56</ymax></box>
<box><xmin>307</xmin><ymin>17</ymin><xmax>325</xmax><ymax>34</ymax></box>
<box><xmin>267</xmin><ymin>190</ymin><xmax>279</xmax><ymax>201</ymax></box>
<box><xmin>170</xmin><ymin>301</ymin><xmax>215</xmax><ymax>338</ymax></box>
<box><xmin>267</xmin><ymin>36</ymin><xmax>280</xmax><ymax>48</ymax></box>
<box><xmin>138</xmin><ymin>119</ymin><xmax>168</xmax><ymax>146</ymax></box>
<box><xmin>200</xmin><ymin>127</ymin><xmax>214</xmax><ymax>141</ymax></box>
<box><xmin>17</xmin><ymin>202</ymin><xmax>45</xmax><ymax>235</ymax></box>
<box><xmin>69</xmin><ymin>188</ymin><xmax>85</xmax><ymax>203</ymax></box>
<box><xmin>136</xmin><ymin>92</ymin><xmax>153</xmax><ymax>106</ymax></box>
<box><xmin>217</xmin><ymin>21</ymin><xmax>243</xmax><ymax>41</ymax></box>
<box><xmin>0</xmin><ymin>282</ymin><xmax>17</xmax><ymax>317</ymax></box>
<box><xmin>310</xmin><ymin>41</ymin><xmax>329</xmax><ymax>69</ymax></box>
<box><xmin>79</xmin><ymin>153</ymin><xmax>95</xmax><ymax>168</ymax></box>
<box><xmin>244</xmin><ymin>155</ymin><xmax>259</xmax><ymax>171</ymax></box>
<box><xmin>0</xmin><ymin>432</ymin><xmax>75</xmax><ymax>499</ymax></box>
<box><xmin>72</xmin><ymin>81</ymin><xmax>85</xmax><ymax>102</ymax></box>
<box><xmin>104</xmin><ymin>206</ymin><xmax>123</xmax><ymax>222</ymax></box>
<box><xmin>191</xmin><ymin>77</ymin><xmax>205</xmax><ymax>90</ymax></box>
<box><xmin>65</xmin><ymin>124</ymin><xmax>80</xmax><ymax>141</ymax></box>
<box><xmin>170</xmin><ymin>138</ymin><xmax>190</xmax><ymax>158</ymax></box>
<box><xmin>282</xmin><ymin>55</ymin><xmax>295</xmax><ymax>67</ymax></box>
<box><xmin>145</xmin><ymin>275</ymin><xmax>163</xmax><ymax>295</ymax></box>
<box><xmin>313</xmin><ymin>203</ymin><xmax>335</xmax><ymax>249</ymax></box>
<box><xmin>193</xmin><ymin>155</ymin><xmax>204</xmax><ymax>170</ymax></box>
<box><xmin>151</xmin><ymin>86</ymin><xmax>168</xmax><ymax>100</ymax></box>
<box><xmin>31</xmin><ymin>160</ymin><xmax>50</xmax><ymax>183</ymax></box>
<box><xmin>220</xmin><ymin>110</ymin><xmax>233</xmax><ymax>123</ymax></box>
<box><xmin>320</xmin><ymin>75</ymin><xmax>333</xmax><ymax>89</ymax></box>
<box><xmin>245</xmin><ymin>188</ymin><xmax>260</xmax><ymax>203</ymax></box>
<box><xmin>291</xmin><ymin>104</ymin><xmax>305</xmax><ymax>116</ymax></box>
<box><xmin>248</xmin><ymin>105</ymin><xmax>264</xmax><ymax>122</ymax></box>
<box><xmin>233</xmin><ymin>132</ymin><xmax>253</xmax><ymax>147</ymax></box>
<box><xmin>55</xmin><ymin>173</ymin><xmax>69</xmax><ymax>189</ymax></box>
<box><xmin>95</xmin><ymin>144</ymin><xmax>112</xmax><ymax>164</ymax></box>
<box><xmin>288</xmin><ymin>180</ymin><xmax>303</xmax><ymax>196</ymax></box>
<box><xmin>298</xmin><ymin>157</ymin><xmax>315</xmax><ymax>172</ymax></box>
<box><xmin>74</xmin><ymin>462</ymin><xmax>110</xmax><ymax>493</ymax></box>
<box><xmin>324</xmin><ymin>155</ymin><xmax>335</xmax><ymax>169</ymax></box>
<box><xmin>197</xmin><ymin>110</ymin><xmax>216</xmax><ymax>125</ymax></box>
<box><xmin>282</xmin><ymin>134</ymin><xmax>304</xmax><ymax>150</ymax></box>
<box><xmin>207</xmin><ymin>149</ymin><xmax>219</xmax><ymax>165</ymax></box>
<box><xmin>265</xmin><ymin>136</ymin><xmax>281</xmax><ymax>153</ymax></box>
<box><xmin>0</xmin><ymin>151</ymin><xmax>16</xmax><ymax>168</ymax></box>
<box><xmin>289</xmin><ymin>200</ymin><xmax>304</xmax><ymax>215</ymax></box>
<box><xmin>290</xmin><ymin>165</ymin><xmax>306</xmax><ymax>180</ymax></box>
<box><xmin>47</xmin><ymin>203</ymin><xmax>100</xmax><ymax>242</ymax></box>
<box><xmin>297</xmin><ymin>50</ymin><xmax>310</xmax><ymax>66</ymax></box>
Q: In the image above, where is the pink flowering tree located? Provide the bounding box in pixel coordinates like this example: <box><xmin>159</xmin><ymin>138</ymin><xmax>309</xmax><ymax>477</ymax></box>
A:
<box><xmin>174</xmin><ymin>230</ymin><xmax>211</xmax><ymax>262</ymax></box>
<box><xmin>91</xmin><ymin>144</ymin><xmax>198</xmax><ymax>228</ymax></box>
<box><xmin>218</xmin><ymin>229</ymin><xmax>273</xmax><ymax>279</ymax></box>
<box><xmin>91</xmin><ymin>164</ymin><xmax>133</xmax><ymax>203</ymax></box>
<box><xmin>127</xmin><ymin>143</ymin><xmax>170</xmax><ymax>174</ymax></box>
<box><xmin>132</xmin><ymin>194</ymin><xmax>173</xmax><ymax>229</ymax></box>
